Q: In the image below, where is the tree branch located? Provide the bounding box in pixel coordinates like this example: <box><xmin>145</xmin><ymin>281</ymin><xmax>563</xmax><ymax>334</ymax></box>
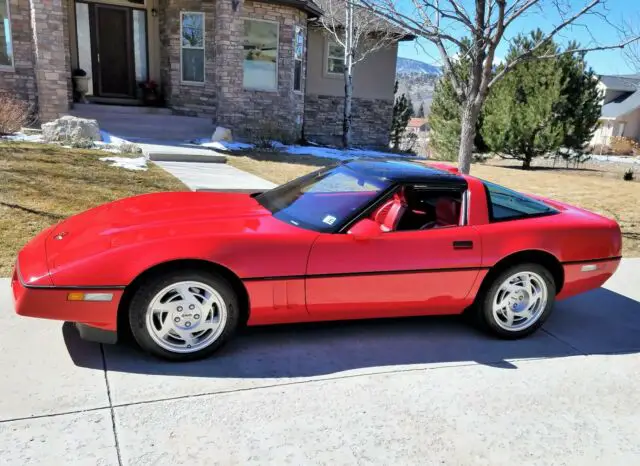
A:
<box><xmin>490</xmin><ymin>35</ymin><xmax>640</xmax><ymax>88</ymax></box>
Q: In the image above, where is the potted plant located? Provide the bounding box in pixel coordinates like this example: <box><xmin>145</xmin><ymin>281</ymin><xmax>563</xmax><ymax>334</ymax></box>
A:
<box><xmin>139</xmin><ymin>80</ymin><xmax>161</xmax><ymax>106</ymax></box>
<box><xmin>72</xmin><ymin>68</ymin><xmax>90</xmax><ymax>103</ymax></box>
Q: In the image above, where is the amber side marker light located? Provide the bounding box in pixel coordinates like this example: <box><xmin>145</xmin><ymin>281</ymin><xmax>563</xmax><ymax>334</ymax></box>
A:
<box><xmin>67</xmin><ymin>292</ymin><xmax>113</xmax><ymax>302</ymax></box>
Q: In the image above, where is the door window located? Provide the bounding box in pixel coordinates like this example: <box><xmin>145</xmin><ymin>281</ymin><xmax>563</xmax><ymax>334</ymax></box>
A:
<box><xmin>371</xmin><ymin>186</ymin><xmax>464</xmax><ymax>232</ymax></box>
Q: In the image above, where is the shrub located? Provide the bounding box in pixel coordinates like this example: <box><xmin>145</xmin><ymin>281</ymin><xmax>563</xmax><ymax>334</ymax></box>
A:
<box><xmin>624</xmin><ymin>168</ymin><xmax>635</xmax><ymax>181</ymax></box>
<box><xmin>0</xmin><ymin>93</ymin><xmax>29</xmax><ymax>136</ymax></box>
<box><xmin>251</xmin><ymin>121</ymin><xmax>298</xmax><ymax>149</ymax></box>
<box><xmin>609</xmin><ymin>136</ymin><xmax>640</xmax><ymax>156</ymax></box>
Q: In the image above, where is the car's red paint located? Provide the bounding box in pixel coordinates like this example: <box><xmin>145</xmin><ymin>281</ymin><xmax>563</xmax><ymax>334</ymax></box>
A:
<box><xmin>12</xmin><ymin>164</ymin><xmax>622</xmax><ymax>338</ymax></box>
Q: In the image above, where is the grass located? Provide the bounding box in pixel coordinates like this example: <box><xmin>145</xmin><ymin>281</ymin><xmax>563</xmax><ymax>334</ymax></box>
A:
<box><xmin>228</xmin><ymin>152</ymin><xmax>640</xmax><ymax>257</ymax></box>
<box><xmin>0</xmin><ymin>142</ymin><xmax>186</xmax><ymax>276</ymax></box>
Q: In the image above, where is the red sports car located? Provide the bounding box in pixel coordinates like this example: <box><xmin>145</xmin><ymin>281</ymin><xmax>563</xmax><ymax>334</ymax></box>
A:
<box><xmin>12</xmin><ymin>160</ymin><xmax>621</xmax><ymax>361</ymax></box>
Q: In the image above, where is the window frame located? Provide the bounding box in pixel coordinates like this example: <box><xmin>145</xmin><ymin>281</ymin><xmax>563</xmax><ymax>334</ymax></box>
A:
<box><xmin>325</xmin><ymin>37</ymin><xmax>345</xmax><ymax>78</ymax></box>
<box><xmin>293</xmin><ymin>25</ymin><xmax>304</xmax><ymax>93</ymax></box>
<box><xmin>0</xmin><ymin>0</ymin><xmax>15</xmax><ymax>71</ymax></box>
<box><xmin>482</xmin><ymin>181</ymin><xmax>559</xmax><ymax>223</ymax></box>
<box><xmin>242</xmin><ymin>17</ymin><xmax>280</xmax><ymax>92</ymax></box>
<box><xmin>179</xmin><ymin>11</ymin><xmax>205</xmax><ymax>85</ymax></box>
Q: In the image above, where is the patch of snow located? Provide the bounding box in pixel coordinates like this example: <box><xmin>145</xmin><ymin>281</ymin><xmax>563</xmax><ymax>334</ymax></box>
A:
<box><xmin>2</xmin><ymin>132</ymin><xmax>44</xmax><ymax>143</ymax></box>
<box><xmin>100</xmin><ymin>156</ymin><xmax>148</xmax><ymax>171</ymax></box>
<box><xmin>283</xmin><ymin>145</ymin><xmax>407</xmax><ymax>160</ymax></box>
<box><xmin>201</xmin><ymin>141</ymin><xmax>255</xmax><ymax>151</ymax></box>
<box><xmin>590</xmin><ymin>154</ymin><xmax>640</xmax><ymax>165</ymax></box>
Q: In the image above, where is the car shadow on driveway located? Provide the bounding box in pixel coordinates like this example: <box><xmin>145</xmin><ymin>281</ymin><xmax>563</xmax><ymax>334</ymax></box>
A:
<box><xmin>63</xmin><ymin>287</ymin><xmax>640</xmax><ymax>379</ymax></box>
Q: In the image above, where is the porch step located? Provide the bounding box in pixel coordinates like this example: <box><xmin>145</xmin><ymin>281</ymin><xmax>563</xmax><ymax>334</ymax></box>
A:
<box><xmin>73</xmin><ymin>103</ymin><xmax>174</xmax><ymax>116</ymax></box>
<box><xmin>69</xmin><ymin>107</ymin><xmax>214</xmax><ymax>142</ymax></box>
<box><xmin>143</xmin><ymin>144</ymin><xmax>227</xmax><ymax>163</ymax></box>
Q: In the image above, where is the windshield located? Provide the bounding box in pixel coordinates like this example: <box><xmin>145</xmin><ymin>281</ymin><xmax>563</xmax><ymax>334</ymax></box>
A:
<box><xmin>484</xmin><ymin>181</ymin><xmax>558</xmax><ymax>221</ymax></box>
<box><xmin>257</xmin><ymin>165</ymin><xmax>392</xmax><ymax>232</ymax></box>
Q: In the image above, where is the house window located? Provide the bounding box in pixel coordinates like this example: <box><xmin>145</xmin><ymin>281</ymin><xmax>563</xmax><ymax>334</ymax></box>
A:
<box><xmin>180</xmin><ymin>12</ymin><xmax>205</xmax><ymax>83</ymax></box>
<box><xmin>0</xmin><ymin>0</ymin><xmax>13</xmax><ymax>68</ymax></box>
<box><xmin>293</xmin><ymin>26</ymin><xmax>304</xmax><ymax>91</ymax></box>
<box><xmin>327</xmin><ymin>39</ymin><xmax>344</xmax><ymax>75</ymax></box>
<box><xmin>243</xmin><ymin>19</ymin><xmax>278</xmax><ymax>91</ymax></box>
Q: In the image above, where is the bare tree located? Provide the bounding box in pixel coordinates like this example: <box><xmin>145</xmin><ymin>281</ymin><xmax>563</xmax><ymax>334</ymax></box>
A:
<box><xmin>316</xmin><ymin>0</ymin><xmax>402</xmax><ymax>147</ymax></box>
<box><xmin>356</xmin><ymin>0</ymin><xmax>640</xmax><ymax>173</ymax></box>
<box><xmin>622</xmin><ymin>14</ymin><xmax>640</xmax><ymax>72</ymax></box>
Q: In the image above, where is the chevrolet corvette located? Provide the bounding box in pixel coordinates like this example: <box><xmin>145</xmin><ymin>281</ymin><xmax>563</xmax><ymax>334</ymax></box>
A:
<box><xmin>12</xmin><ymin>160</ymin><xmax>622</xmax><ymax>360</ymax></box>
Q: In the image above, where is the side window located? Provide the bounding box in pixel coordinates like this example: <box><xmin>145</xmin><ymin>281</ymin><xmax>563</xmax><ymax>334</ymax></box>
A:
<box><xmin>371</xmin><ymin>186</ymin><xmax>464</xmax><ymax>232</ymax></box>
<box><xmin>484</xmin><ymin>181</ymin><xmax>557</xmax><ymax>222</ymax></box>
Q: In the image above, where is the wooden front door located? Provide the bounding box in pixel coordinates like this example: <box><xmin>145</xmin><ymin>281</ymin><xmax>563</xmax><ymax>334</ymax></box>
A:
<box><xmin>91</xmin><ymin>4</ymin><xmax>136</xmax><ymax>98</ymax></box>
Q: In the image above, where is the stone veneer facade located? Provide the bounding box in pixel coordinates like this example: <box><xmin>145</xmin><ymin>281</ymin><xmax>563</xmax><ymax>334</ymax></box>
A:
<box><xmin>160</xmin><ymin>0</ymin><xmax>307</xmax><ymax>139</ymax></box>
<box><xmin>1</xmin><ymin>0</ymin><xmax>394</xmax><ymax>147</ymax></box>
<box><xmin>1</xmin><ymin>0</ymin><xmax>72</xmax><ymax>123</ymax></box>
<box><xmin>304</xmin><ymin>95</ymin><xmax>394</xmax><ymax>147</ymax></box>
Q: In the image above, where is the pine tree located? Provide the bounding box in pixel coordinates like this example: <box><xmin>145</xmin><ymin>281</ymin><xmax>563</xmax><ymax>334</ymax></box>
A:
<box><xmin>390</xmin><ymin>81</ymin><xmax>414</xmax><ymax>150</ymax></box>
<box><xmin>481</xmin><ymin>31</ymin><xmax>602</xmax><ymax>169</ymax></box>
<box><xmin>417</xmin><ymin>103</ymin><xmax>425</xmax><ymax>118</ymax></box>
<box><xmin>428</xmin><ymin>39</ymin><xmax>487</xmax><ymax>160</ymax></box>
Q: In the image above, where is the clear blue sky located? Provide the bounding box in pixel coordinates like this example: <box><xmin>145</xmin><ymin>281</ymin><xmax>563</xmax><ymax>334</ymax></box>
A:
<box><xmin>398</xmin><ymin>0</ymin><xmax>639</xmax><ymax>75</ymax></box>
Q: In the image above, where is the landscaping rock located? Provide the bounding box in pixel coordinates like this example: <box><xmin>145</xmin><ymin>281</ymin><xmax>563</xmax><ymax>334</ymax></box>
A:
<box><xmin>42</xmin><ymin>116</ymin><xmax>101</xmax><ymax>146</ymax></box>
<box><xmin>211</xmin><ymin>126</ymin><xmax>233</xmax><ymax>142</ymax></box>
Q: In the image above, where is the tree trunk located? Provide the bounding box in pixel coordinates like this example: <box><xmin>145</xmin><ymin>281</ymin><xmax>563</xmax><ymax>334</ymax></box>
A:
<box><xmin>523</xmin><ymin>156</ymin><xmax>532</xmax><ymax>169</ymax></box>
<box><xmin>343</xmin><ymin>72</ymin><xmax>353</xmax><ymax>148</ymax></box>
<box><xmin>457</xmin><ymin>103</ymin><xmax>480</xmax><ymax>174</ymax></box>
<box><xmin>342</xmin><ymin>3</ymin><xmax>354</xmax><ymax>148</ymax></box>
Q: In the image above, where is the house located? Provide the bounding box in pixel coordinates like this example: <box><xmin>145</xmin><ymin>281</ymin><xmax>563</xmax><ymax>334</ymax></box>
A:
<box><xmin>406</xmin><ymin>117</ymin><xmax>428</xmax><ymax>135</ymax></box>
<box><xmin>0</xmin><ymin>0</ymin><xmax>411</xmax><ymax>146</ymax></box>
<box><xmin>591</xmin><ymin>74</ymin><xmax>640</xmax><ymax>146</ymax></box>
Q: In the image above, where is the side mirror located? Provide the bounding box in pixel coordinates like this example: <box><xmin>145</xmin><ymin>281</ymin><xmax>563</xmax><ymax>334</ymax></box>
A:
<box><xmin>347</xmin><ymin>218</ymin><xmax>382</xmax><ymax>240</ymax></box>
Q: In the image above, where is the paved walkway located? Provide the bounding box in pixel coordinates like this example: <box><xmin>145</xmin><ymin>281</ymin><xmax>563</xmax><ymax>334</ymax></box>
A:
<box><xmin>1</xmin><ymin>259</ymin><xmax>639</xmax><ymax>465</ymax></box>
<box><xmin>155</xmin><ymin>161</ymin><xmax>276</xmax><ymax>192</ymax></box>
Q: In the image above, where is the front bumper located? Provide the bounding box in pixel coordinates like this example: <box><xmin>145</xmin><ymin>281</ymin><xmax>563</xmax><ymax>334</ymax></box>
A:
<box><xmin>12</xmin><ymin>264</ymin><xmax>122</xmax><ymax>340</ymax></box>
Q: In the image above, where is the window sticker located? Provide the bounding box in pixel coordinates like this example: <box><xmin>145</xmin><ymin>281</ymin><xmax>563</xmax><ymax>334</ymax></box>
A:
<box><xmin>322</xmin><ymin>215</ymin><xmax>337</xmax><ymax>225</ymax></box>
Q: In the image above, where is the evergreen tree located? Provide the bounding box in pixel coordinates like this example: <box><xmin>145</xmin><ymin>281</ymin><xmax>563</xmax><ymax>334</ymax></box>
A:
<box><xmin>481</xmin><ymin>31</ymin><xmax>602</xmax><ymax>169</ymax></box>
<box><xmin>417</xmin><ymin>102</ymin><xmax>425</xmax><ymax>118</ymax></box>
<box><xmin>390</xmin><ymin>81</ymin><xmax>414</xmax><ymax>150</ymax></box>
<box><xmin>428</xmin><ymin>39</ymin><xmax>487</xmax><ymax>160</ymax></box>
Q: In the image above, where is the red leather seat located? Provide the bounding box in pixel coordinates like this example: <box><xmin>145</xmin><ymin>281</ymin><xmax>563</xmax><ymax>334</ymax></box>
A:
<box><xmin>373</xmin><ymin>192</ymin><xmax>407</xmax><ymax>232</ymax></box>
<box><xmin>435</xmin><ymin>197</ymin><xmax>461</xmax><ymax>227</ymax></box>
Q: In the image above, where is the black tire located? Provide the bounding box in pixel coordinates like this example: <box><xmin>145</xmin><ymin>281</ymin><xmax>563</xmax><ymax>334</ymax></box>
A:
<box><xmin>128</xmin><ymin>269</ymin><xmax>240</xmax><ymax>361</ymax></box>
<box><xmin>476</xmin><ymin>263</ymin><xmax>556</xmax><ymax>339</ymax></box>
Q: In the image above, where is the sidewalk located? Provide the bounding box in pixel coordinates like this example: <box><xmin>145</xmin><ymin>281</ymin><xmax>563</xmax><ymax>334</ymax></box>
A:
<box><xmin>155</xmin><ymin>161</ymin><xmax>276</xmax><ymax>192</ymax></box>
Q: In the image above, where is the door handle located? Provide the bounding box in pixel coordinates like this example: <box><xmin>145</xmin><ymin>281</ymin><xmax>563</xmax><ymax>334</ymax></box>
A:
<box><xmin>453</xmin><ymin>240</ymin><xmax>473</xmax><ymax>250</ymax></box>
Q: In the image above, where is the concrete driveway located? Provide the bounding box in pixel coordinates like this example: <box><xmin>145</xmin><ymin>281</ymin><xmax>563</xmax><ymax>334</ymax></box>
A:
<box><xmin>1</xmin><ymin>260</ymin><xmax>639</xmax><ymax>465</ymax></box>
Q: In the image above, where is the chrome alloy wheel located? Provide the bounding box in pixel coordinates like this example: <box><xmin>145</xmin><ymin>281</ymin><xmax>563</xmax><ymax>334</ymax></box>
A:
<box><xmin>492</xmin><ymin>271</ymin><xmax>548</xmax><ymax>332</ymax></box>
<box><xmin>145</xmin><ymin>281</ymin><xmax>227</xmax><ymax>354</ymax></box>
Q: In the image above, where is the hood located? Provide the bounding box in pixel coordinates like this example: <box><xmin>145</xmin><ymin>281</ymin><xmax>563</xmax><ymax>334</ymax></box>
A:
<box><xmin>45</xmin><ymin>192</ymin><xmax>278</xmax><ymax>271</ymax></box>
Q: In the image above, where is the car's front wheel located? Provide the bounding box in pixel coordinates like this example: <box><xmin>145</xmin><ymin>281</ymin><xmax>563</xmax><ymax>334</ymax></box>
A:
<box><xmin>478</xmin><ymin>263</ymin><xmax>556</xmax><ymax>339</ymax></box>
<box><xmin>128</xmin><ymin>270</ymin><xmax>239</xmax><ymax>361</ymax></box>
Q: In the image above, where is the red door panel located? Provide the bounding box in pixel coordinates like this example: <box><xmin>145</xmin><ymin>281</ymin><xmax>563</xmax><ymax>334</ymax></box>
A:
<box><xmin>305</xmin><ymin>226</ymin><xmax>483</xmax><ymax>318</ymax></box>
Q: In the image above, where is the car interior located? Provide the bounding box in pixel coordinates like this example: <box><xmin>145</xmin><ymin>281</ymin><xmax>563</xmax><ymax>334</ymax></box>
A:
<box><xmin>370</xmin><ymin>186</ymin><xmax>464</xmax><ymax>232</ymax></box>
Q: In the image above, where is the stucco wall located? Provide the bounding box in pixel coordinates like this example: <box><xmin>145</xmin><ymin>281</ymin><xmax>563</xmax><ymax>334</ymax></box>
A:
<box><xmin>305</xmin><ymin>27</ymin><xmax>398</xmax><ymax>100</ymax></box>
<box><xmin>622</xmin><ymin>108</ymin><xmax>640</xmax><ymax>140</ymax></box>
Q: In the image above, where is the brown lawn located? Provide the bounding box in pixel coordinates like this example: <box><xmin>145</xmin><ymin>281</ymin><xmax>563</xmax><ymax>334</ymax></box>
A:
<box><xmin>0</xmin><ymin>142</ymin><xmax>186</xmax><ymax>276</ymax></box>
<box><xmin>227</xmin><ymin>153</ymin><xmax>640</xmax><ymax>257</ymax></box>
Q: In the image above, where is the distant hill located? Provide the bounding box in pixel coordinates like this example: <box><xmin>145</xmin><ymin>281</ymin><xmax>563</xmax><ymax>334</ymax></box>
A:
<box><xmin>395</xmin><ymin>57</ymin><xmax>441</xmax><ymax>117</ymax></box>
<box><xmin>396</xmin><ymin>57</ymin><xmax>442</xmax><ymax>75</ymax></box>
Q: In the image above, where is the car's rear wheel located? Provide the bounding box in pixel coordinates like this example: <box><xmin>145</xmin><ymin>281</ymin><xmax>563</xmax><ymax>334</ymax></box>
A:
<box><xmin>128</xmin><ymin>270</ymin><xmax>239</xmax><ymax>361</ymax></box>
<box><xmin>477</xmin><ymin>263</ymin><xmax>556</xmax><ymax>339</ymax></box>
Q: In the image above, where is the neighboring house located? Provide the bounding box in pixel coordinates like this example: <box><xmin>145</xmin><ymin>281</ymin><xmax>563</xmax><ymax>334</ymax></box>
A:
<box><xmin>591</xmin><ymin>74</ymin><xmax>640</xmax><ymax>146</ymax></box>
<box><xmin>406</xmin><ymin>117</ymin><xmax>428</xmax><ymax>135</ymax></box>
<box><xmin>0</xmin><ymin>0</ymin><xmax>411</xmax><ymax>146</ymax></box>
